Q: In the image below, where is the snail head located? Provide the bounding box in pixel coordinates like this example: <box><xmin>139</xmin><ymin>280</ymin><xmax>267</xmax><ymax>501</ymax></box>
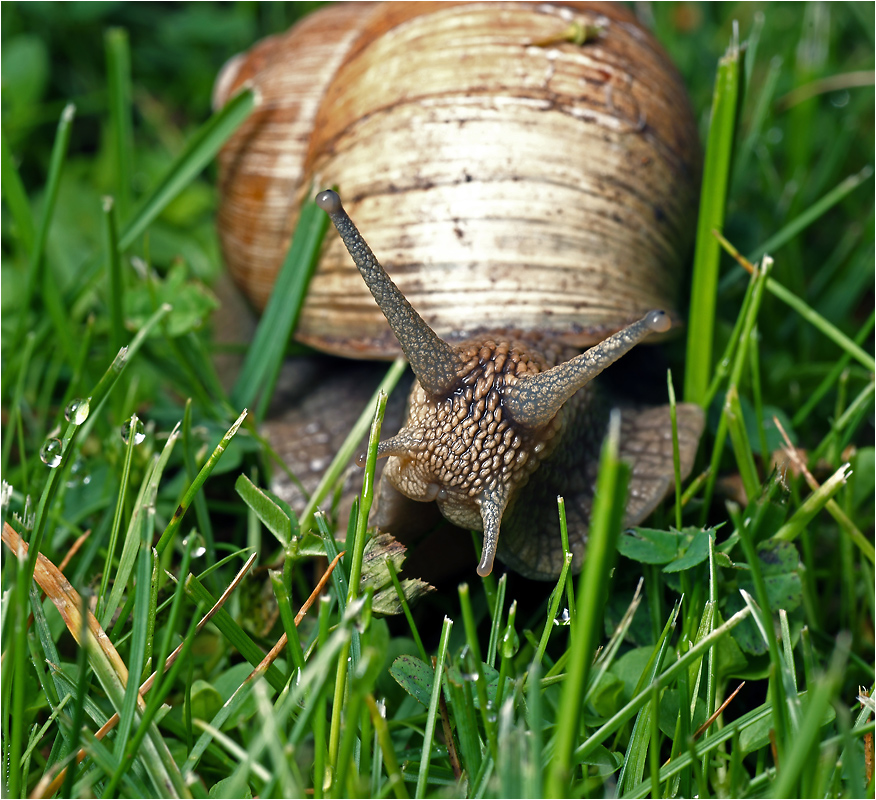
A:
<box><xmin>316</xmin><ymin>189</ymin><xmax>670</xmax><ymax>577</ymax></box>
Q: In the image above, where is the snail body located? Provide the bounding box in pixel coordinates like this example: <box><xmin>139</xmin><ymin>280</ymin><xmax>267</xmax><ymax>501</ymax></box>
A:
<box><xmin>215</xmin><ymin>2</ymin><xmax>705</xmax><ymax>579</ymax></box>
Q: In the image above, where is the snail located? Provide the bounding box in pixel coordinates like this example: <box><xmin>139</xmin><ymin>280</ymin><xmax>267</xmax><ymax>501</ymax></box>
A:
<box><xmin>214</xmin><ymin>2</ymin><xmax>705</xmax><ymax>579</ymax></box>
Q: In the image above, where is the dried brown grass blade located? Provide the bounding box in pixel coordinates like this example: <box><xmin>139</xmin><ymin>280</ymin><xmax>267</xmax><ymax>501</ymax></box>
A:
<box><xmin>32</xmin><ymin>551</ymin><xmax>259</xmax><ymax>799</ymax></box>
<box><xmin>242</xmin><ymin>550</ymin><xmax>345</xmax><ymax>684</ymax></box>
<box><xmin>694</xmin><ymin>681</ymin><xmax>746</xmax><ymax>740</ymax></box>
<box><xmin>2</xmin><ymin>522</ymin><xmax>129</xmax><ymax>682</ymax></box>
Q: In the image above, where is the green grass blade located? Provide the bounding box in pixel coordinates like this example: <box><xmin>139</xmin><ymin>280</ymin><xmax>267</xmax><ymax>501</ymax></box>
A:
<box><xmin>762</xmin><ymin>273</ymin><xmax>875</xmax><ymax>373</ymax></box>
<box><xmin>701</xmin><ymin>255</ymin><xmax>772</xmax><ymax>517</ymax></box>
<box><xmin>667</xmin><ymin>370</ymin><xmax>683</xmax><ymax>530</ymax></box>
<box><xmin>586</xmin><ymin>580</ymin><xmax>645</xmax><ymax>706</ymax></box>
<box><xmin>96</xmin><ymin>413</ymin><xmax>140</xmax><ymax>624</ymax></box>
<box><xmin>7</xmin><ymin>535</ymin><xmax>35</xmax><ymax>798</ymax></box>
<box><xmin>11</xmin><ymin>104</ymin><xmax>76</xmax><ymax>357</ymax></box>
<box><xmin>1</xmin><ymin>332</ymin><xmax>36</xmax><ymax>478</ymax></box>
<box><xmin>181</xmin><ymin>572</ymin><xmax>287</xmax><ymax>693</ymax></box>
<box><xmin>180</xmin><ymin>399</ymin><xmax>218</xmax><ymax>574</ymax></box>
<box><xmin>255</xmin><ymin>681</ymin><xmax>300</xmax><ymax>796</ymax></box>
<box><xmin>112</xmin><ymin>546</ymin><xmax>152</xmax><ymax>769</ymax></box>
<box><xmin>118</xmin><ymin>87</ymin><xmax>257</xmax><ymax>251</ymax></box>
<box><xmin>459</xmin><ymin>582</ymin><xmax>497</xmax><ymax>758</ymax></box>
<box><xmin>772</xmin><ymin>463</ymin><xmax>853</xmax><ymax>543</ymax></box>
<box><xmin>155</xmin><ymin>408</ymin><xmax>247</xmax><ymax>555</ymax></box>
<box><xmin>385</xmin><ymin>556</ymin><xmax>429</xmax><ymax>664</ymax></box>
<box><xmin>0</xmin><ymin>129</ymin><xmax>36</xmax><ymax>254</ymax></box>
<box><xmin>531</xmin><ymin>548</ymin><xmax>573</xmax><ymax>669</ymax></box>
<box><xmin>186</xmin><ymin>602</ymin><xmax>353</xmax><ymax>781</ymax></box>
<box><xmin>61</xmin><ymin>609</ymin><xmax>94</xmax><ymax>799</ymax></box>
<box><xmin>734</xmin><ymin>555</ymin><xmax>790</xmax><ymax>766</ymax></box>
<box><xmin>748</xmin><ymin>166</ymin><xmax>873</xmax><ymax>264</ymax></box>
<box><xmin>725</xmin><ymin>386</ymin><xmax>761</xmax><ymax>501</ymax></box>
<box><xmin>105</xmin><ymin>27</ymin><xmax>133</xmax><ymax>219</ymax></box>
<box><xmin>367</xmin><ymin>695</ymin><xmax>409</xmax><ymax>799</ymax></box>
<box><xmin>231</xmin><ymin>196</ymin><xmax>330</xmax><ymax>416</ymax></box>
<box><xmin>527</xmin><ymin>658</ymin><xmax>543</xmax><ymax>798</ymax></box>
<box><xmin>347</xmin><ymin>391</ymin><xmax>387</xmax><ymax>605</ymax></box>
<box><xmin>574</xmin><ymin>604</ymin><xmax>751</xmax><ymax>766</ymax></box>
<box><xmin>547</xmin><ymin>411</ymin><xmax>629</xmax><ymax>796</ymax></box>
<box><xmin>104</xmin><ymin>424</ymin><xmax>180</xmax><ymax>630</ymax></box>
<box><xmin>41</xmin><ymin>257</ymin><xmax>78</xmax><ymax>366</ymax></box>
<box><xmin>328</xmin><ymin>392</ymin><xmax>387</xmax><ymax>773</ymax></box>
<box><xmin>269</xmin><ymin>569</ymin><xmax>306</xmax><ymax>677</ymax></box>
<box><xmin>486</xmin><ymin>573</ymin><xmax>507</xmax><ymax>669</ymax></box>
<box><xmin>25</xmin><ymin>304</ymin><xmax>171</xmax><ymax>592</ymax></box>
<box><xmin>235</xmin><ymin>473</ymin><xmax>293</xmax><ymax>548</ymax></box>
<box><xmin>76</xmin><ymin>606</ymin><xmax>188</xmax><ymax>797</ymax></box>
<box><xmin>617</xmin><ymin>600</ymin><xmax>681</xmax><ymax>793</ymax></box>
<box><xmin>771</xmin><ymin>635</ymin><xmax>851</xmax><ymax>798</ymax></box>
<box><xmin>28</xmin><ymin>588</ymin><xmax>64</xmax><ymax>718</ymax></box>
<box><xmin>792</xmin><ymin>311</ymin><xmax>874</xmax><ymax>426</ymax></box>
<box><xmin>684</xmin><ymin>35</ymin><xmax>743</xmax><ymax>406</ymax></box>
<box><xmin>103</xmin><ymin>196</ymin><xmax>126</xmax><ymax>356</ymax></box>
<box><xmin>416</xmin><ymin>616</ymin><xmax>453</xmax><ymax>799</ymax></box>
<box><xmin>443</xmin><ymin>646</ymin><xmax>483</xmax><ymax>778</ymax></box>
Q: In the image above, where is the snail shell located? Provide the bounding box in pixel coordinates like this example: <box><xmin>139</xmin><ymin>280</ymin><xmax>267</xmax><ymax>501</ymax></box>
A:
<box><xmin>215</xmin><ymin>2</ymin><xmax>705</xmax><ymax>580</ymax></box>
<box><xmin>215</xmin><ymin>1</ymin><xmax>701</xmax><ymax>357</ymax></box>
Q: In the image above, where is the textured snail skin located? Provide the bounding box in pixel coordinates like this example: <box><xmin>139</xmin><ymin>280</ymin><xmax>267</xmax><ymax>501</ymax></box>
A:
<box><xmin>317</xmin><ymin>190</ymin><xmax>703</xmax><ymax>578</ymax></box>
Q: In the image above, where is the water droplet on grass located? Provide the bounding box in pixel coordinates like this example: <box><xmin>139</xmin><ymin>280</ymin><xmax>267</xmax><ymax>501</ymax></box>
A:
<box><xmin>64</xmin><ymin>398</ymin><xmax>90</xmax><ymax>425</ymax></box>
<box><xmin>121</xmin><ymin>417</ymin><xmax>145</xmax><ymax>445</ymax></box>
<box><xmin>40</xmin><ymin>438</ymin><xmax>63</xmax><ymax>468</ymax></box>
<box><xmin>182</xmin><ymin>535</ymin><xmax>207</xmax><ymax>558</ymax></box>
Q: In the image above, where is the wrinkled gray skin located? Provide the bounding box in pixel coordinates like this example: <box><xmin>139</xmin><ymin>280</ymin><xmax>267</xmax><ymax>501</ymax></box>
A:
<box><xmin>264</xmin><ymin>190</ymin><xmax>704</xmax><ymax>581</ymax></box>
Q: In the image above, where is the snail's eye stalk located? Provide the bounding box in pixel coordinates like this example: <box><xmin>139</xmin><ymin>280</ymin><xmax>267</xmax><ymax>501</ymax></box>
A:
<box><xmin>315</xmin><ymin>189</ymin><xmax>342</xmax><ymax>214</ymax></box>
<box><xmin>503</xmin><ymin>310</ymin><xmax>672</xmax><ymax>429</ymax></box>
<box><xmin>316</xmin><ymin>189</ymin><xmax>462</xmax><ymax>397</ymax></box>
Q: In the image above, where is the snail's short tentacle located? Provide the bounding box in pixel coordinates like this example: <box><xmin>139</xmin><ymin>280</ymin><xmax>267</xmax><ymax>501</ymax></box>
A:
<box><xmin>356</xmin><ymin>429</ymin><xmax>424</xmax><ymax>468</ymax></box>
<box><xmin>503</xmin><ymin>310</ymin><xmax>671</xmax><ymax>429</ymax></box>
<box><xmin>477</xmin><ymin>486</ymin><xmax>508</xmax><ymax>577</ymax></box>
<box><xmin>316</xmin><ymin>190</ymin><xmax>462</xmax><ymax>397</ymax></box>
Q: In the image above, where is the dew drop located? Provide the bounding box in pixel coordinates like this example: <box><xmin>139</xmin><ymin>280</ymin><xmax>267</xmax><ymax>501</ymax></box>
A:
<box><xmin>40</xmin><ymin>438</ymin><xmax>63</xmax><ymax>468</ymax></box>
<box><xmin>766</xmin><ymin>126</ymin><xmax>783</xmax><ymax>145</ymax></box>
<box><xmin>64</xmin><ymin>397</ymin><xmax>91</xmax><ymax>425</ymax></box>
<box><xmin>121</xmin><ymin>417</ymin><xmax>145</xmax><ymax>445</ymax></box>
<box><xmin>501</xmin><ymin>629</ymin><xmax>520</xmax><ymax>659</ymax></box>
<box><xmin>552</xmin><ymin>607</ymin><xmax>571</xmax><ymax>627</ymax></box>
<box><xmin>181</xmin><ymin>535</ymin><xmax>207</xmax><ymax>558</ymax></box>
<box><xmin>830</xmin><ymin>90</ymin><xmax>850</xmax><ymax>108</ymax></box>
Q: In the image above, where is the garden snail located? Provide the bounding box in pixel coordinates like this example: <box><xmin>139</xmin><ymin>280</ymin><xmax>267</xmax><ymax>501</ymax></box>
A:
<box><xmin>214</xmin><ymin>2</ymin><xmax>705</xmax><ymax>579</ymax></box>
